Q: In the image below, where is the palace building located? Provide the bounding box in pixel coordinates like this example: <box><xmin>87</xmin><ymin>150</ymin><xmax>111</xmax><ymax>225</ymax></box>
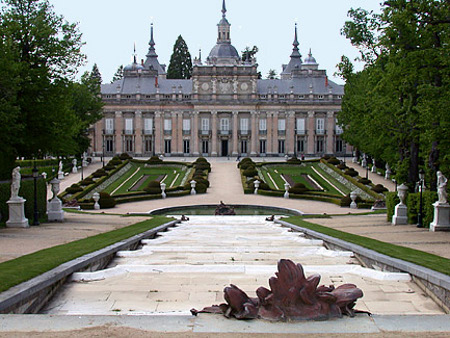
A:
<box><xmin>90</xmin><ymin>0</ymin><xmax>349</xmax><ymax>158</ymax></box>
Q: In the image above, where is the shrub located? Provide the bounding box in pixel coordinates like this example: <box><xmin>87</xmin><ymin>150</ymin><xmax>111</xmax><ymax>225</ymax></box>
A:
<box><xmin>144</xmin><ymin>180</ymin><xmax>162</xmax><ymax>194</ymax></box>
<box><xmin>195</xmin><ymin>157</ymin><xmax>208</xmax><ymax>164</ymax></box>
<box><xmin>79</xmin><ymin>178</ymin><xmax>94</xmax><ymax>186</ymax></box>
<box><xmin>104</xmin><ymin>164</ymin><xmax>116</xmax><ymax>171</ymax></box>
<box><xmin>194</xmin><ymin>162</ymin><xmax>211</xmax><ymax>172</ymax></box>
<box><xmin>243</xmin><ymin>166</ymin><xmax>258</xmax><ymax>177</ymax></box>
<box><xmin>119</xmin><ymin>153</ymin><xmax>132</xmax><ymax>160</ymax></box>
<box><xmin>386</xmin><ymin>191</ymin><xmax>400</xmax><ymax>222</ymax></box>
<box><xmin>109</xmin><ymin>159</ymin><xmax>122</xmax><ymax>166</ymax></box>
<box><xmin>344</xmin><ymin>168</ymin><xmax>359</xmax><ymax>177</ymax></box>
<box><xmin>372</xmin><ymin>184</ymin><xmax>388</xmax><ymax>193</ymax></box>
<box><xmin>66</xmin><ymin>184</ymin><xmax>83</xmax><ymax>194</ymax></box>
<box><xmin>289</xmin><ymin>183</ymin><xmax>308</xmax><ymax>194</ymax></box>
<box><xmin>238</xmin><ymin>158</ymin><xmax>255</xmax><ymax>169</ymax></box>
<box><xmin>147</xmin><ymin>156</ymin><xmax>163</xmax><ymax>164</ymax></box>
<box><xmin>286</xmin><ymin>157</ymin><xmax>302</xmax><ymax>164</ymax></box>
<box><xmin>99</xmin><ymin>192</ymin><xmax>116</xmax><ymax>209</ymax></box>
<box><xmin>322</xmin><ymin>154</ymin><xmax>331</xmax><ymax>160</ymax></box>
<box><xmin>358</xmin><ymin>178</ymin><xmax>372</xmax><ymax>185</ymax></box>
<box><xmin>195</xmin><ymin>182</ymin><xmax>207</xmax><ymax>194</ymax></box>
<box><xmin>407</xmin><ymin>191</ymin><xmax>438</xmax><ymax>227</ymax></box>
<box><xmin>92</xmin><ymin>169</ymin><xmax>107</xmax><ymax>178</ymax></box>
<box><xmin>337</xmin><ymin>163</ymin><xmax>347</xmax><ymax>170</ymax></box>
<box><xmin>327</xmin><ymin>157</ymin><xmax>340</xmax><ymax>165</ymax></box>
<box><xmin>194</xmin><ymin>177</ymin><xmax>210</xmax><ymax>188</ymax></box>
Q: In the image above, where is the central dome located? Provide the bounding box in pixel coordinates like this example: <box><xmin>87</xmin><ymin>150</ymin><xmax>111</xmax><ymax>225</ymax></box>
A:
<box><xmin>208</xmin><ymin>43</ymin><xmax>239</xmax><ymax>59</ymax></box>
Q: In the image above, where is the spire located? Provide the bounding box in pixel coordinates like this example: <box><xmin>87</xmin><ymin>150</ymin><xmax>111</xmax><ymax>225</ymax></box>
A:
<box><xmin>293</xmin><ymin>23</ymin><xmax>299</xmax><ymax>48</ymax></box>
<box><xmin>222</xmin><ymin>0</ymin><xmax>227</xmax><ymax>18</ymax></box>
<box><xmin>199</xmin><ymin>49</ymin><xmax>202</xmax><ymax>62</ymax></box>
<box><xmin>143</xmin><ymin>23</ymin><xmax>166</xmax><ymax>75</ymax></box>
<box><xmin>291</xmin><ymin>23</ymin><xmax>301</xmax><ymax>58</ymax></box>
<box><xmin>149</xmin><ymin>23</ymin><xmax>155</xmax><ymax>49</ymax></box>
<box><xmin>133</xmin><ymin>42</ymin><xmax>137</xmax><ymax>64</ymax></box>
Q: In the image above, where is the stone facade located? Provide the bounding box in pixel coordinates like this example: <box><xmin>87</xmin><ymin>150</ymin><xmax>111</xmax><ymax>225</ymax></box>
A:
<box><xmin>90</xmin><ymin>1</ymin><xmax>349</xmax><ymax>158</ymax></box>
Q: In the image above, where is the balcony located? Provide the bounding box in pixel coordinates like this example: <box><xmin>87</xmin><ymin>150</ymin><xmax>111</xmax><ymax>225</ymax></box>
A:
<box><xmin>103</xmin><ymin>129</ymin><xmax>115</xmax><ymax>135</ymax></box>
<box><xmin>182</xmin><ymin>129</ymin><xmax>191</xmax><ymax>135</ymax></box>
<box><xmin>123</xmin><ymin>129</ymin><xmax>134</xmax><ymax>135</ymax></box>
<box><xmin>278</xmin><ymin>130</ymin><xmax>286</xmax><ymax>136</ymax></box>
<box><xmin>219</xmin><ymin>129</ymin><xmax>230</xmax><ymax>136</ymax></box>
<box><xmin>143</xmin><ymin>129</ymin><xmax>153</xmax><ymax>135</ymax></box>
<box><xmin>316</xmin><ymin>129</ymin><xmax>326</xmax><ymax>135</ymax></box>
<box><xmin>335</xmin><ymin>128</ymin><xmax>343</xmax><ymax>135</ymax></box>
<box><xmin>296</xmin><ymin>129</ymin><xmax>306</xmax><ymax>135</ymax></box>
<box><xmin>259</xmin><ymin>130</ymin><xmax>267</xmax><ymax>135</ymax></box>
<box><xmin>164</xmin><ymin>130</ymin><xmax>172</xmax><ymax>135</ymax></box>
<box><xmin>239</xmin><ymin>130</ymin><xmax>251</xmax><ymax>136</ymax></box>
<box><xmin>199</xmin><ymin>130</ymin><xmax>211</xmax><ymax>137</ymax></box>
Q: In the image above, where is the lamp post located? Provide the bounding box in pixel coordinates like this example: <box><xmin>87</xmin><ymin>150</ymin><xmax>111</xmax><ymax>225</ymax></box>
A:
<box><xmin>102</xmin><ymin>137</ymin><xmax>105</xmax><ymax>168</ymax></box>
<box><xmin>366</xmin><ymin>162</ymin><xmax>369</xmax><ymax>180</ymax></box>
<box><xmin>32</xmin><ymin>162</ymin><xmax>40</xmax><ymax>226</ymax></box>
<box><xmin>80</xmin><ymin>156</ymin><xmax>84</xmax><ymax>181</ymax></box>
<box><xmin>417</xmin><ymin>169</ymin><xmax>425</xmax><ymax>228</ymax></box>
<box><xmin>392</xmin><ymin>179</ymin><xmax>397</xmax><ymax>192</ymax></box>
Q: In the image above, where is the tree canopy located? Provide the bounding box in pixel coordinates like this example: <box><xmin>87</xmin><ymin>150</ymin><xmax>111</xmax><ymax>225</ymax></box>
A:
<box><xmin>337</xmin><ymin>0</ymin><xmax>450</xmax><ymax>190</ymax></box>
<box><xmin>0</xmin><ymin>0</ymin><xmax>103</xmax><ymax>178</ymax></box>
<box><xmin>111</xmin><ymin>65</ymin><xmax>124</xmax><ymax>83</ymax></box>
<box><xmin>166</xmin><ymin>35</ymin><xmax>192</xmax><ymax>79</ymax></box>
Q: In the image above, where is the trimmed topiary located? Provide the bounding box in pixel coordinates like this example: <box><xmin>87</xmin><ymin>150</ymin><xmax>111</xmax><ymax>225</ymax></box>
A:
<box><xmin>327</xmin><ymin>157</ymin><xmax>340</xmax><ymax>165</ymax></box>
<box><xmin>243</xmin><ymin>166</ymin><xmax>258</xmax><ymax>177</ymax></box>
<box><xmin>344</xmin><ymin>168</ymin><xmax>359</xmax><ymax>177</ymax></box>
<box><xmin>92</xmin><ymin>169</ymin><xmax>107</xmax><ymax>178</ymax></box>
<box><xmin>109</xmin><ymin>158</ymin><xmax>122</xmax><ymax>166</ymax></box>
<box><xmin>322</xmin><ymin>154</ymin><xmax>331</xmax><ymax>160</ymax></box>
<box><xmin>104</xmin><ymin>164</ymin><xmax>116</xmax><ymax>171</ymax></box>
<box><xmin>66</xmin><ymin>184</ymin><xmax>83</xmax><ymax>194</ymax></box>
<box><xmin>289</xmin><ymin>183</ymin><xmax>308</xmax><ymax>194</ymax></box>
<box><xmin>358</xmin><ymin>178</ymin><xmax>372</xmax><ymax>185</ymax></box>
<box><xmin>372</xmin><ymin>184</ymin><xmax>388</xmax><ymax>193</ymax></box>
<box><xmin>99</xmin><ymin>192</ymin><xmax>116</xmax><ymax>208</ymax></box>
<box><xmin>340</xmin><ymin>194</ymin><xmax>363</xmax><ymax>207</ymax></box>
<box><xmin>119</xmin><ymin>152</ymin><xmax>132</xmax><ymax>160</ymax></box>
<box><xmin>287</xmin><ymin>157</ymin><xmax>301</xmax><ymax>164</ymax></box>
<box><xmin>79</xmin><ymin>178</ymin><xmax>94</xmax><ymax>186</ymax></box>
<box><xmin>195</xmin><ymin>157</ymin><xmax>208</xmax><ymax>163</ymax></box>
<box><xmin>337</xmin><ymin>163</ymin><xmax>347</xmax><ymax>170</ymax></box>
<box><xmin>194</xmin><ymin>162</ymin><xmax>211</xmax><ymax>172</ymax></box>
<box><xmin>144</xmin><ymin>180</ymin><xmax>162</xmax><ymax>194</ymax></box>
<box><xmin>147</xmin><ymin>156</ymin><xmax>163</xmax><ymax>164</ymax></box>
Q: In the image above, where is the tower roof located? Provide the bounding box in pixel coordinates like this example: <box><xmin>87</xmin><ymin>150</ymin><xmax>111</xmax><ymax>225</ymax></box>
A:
<box><xmin>281</xmin><ymin>24</ymin><xmax>303</xmax><ymax>78</ymax></box>
<box><xmin>143</xmin><ymin>24</ymin><xmax>166</xmax><ymax>75</ymax></box>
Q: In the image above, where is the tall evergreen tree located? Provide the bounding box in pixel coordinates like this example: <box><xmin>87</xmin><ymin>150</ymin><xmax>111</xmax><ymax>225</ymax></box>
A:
<box><xmin>111</xmin><ymin>65</ymin><xmax>124</xmax><ymax>83</ymax></box>
<box><xmin>166</xmin><ymin>35</ymin><xmax>192</xmax><ymax>79</ymax></box>
<box><xmin>89</xmin><ymin>63</ymin><xmax>102</xmax><ymax>88</ymax></box>
<box><xmin>266</xmin><ymin>69</ymin><xmax>278</xmax><ymax>79</ymax></box>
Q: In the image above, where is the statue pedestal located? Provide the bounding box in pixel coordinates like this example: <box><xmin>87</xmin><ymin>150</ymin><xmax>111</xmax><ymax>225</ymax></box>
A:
<box><xmin>6</xmin><ymin>197</ymin><xmax>29</xmax><ymax>228</ymax></box>
<box><xmin>430</xmin><ymin>202</ymin><xmax>450</xmax><ymax>232</ymax></box>
<box><xmin>58</xmin><ymin>172</ymin><xmax>64</xmax><ymax>180</ymax></box>
<box><xmin>392</xmin><ymin>203</ymin><xmax>408</xmax><ymax>225</ymax></box>
<box><xmin>48</xmin><ymin>198</ymin><xmax>64</xmax><ymax>222</ymax></box>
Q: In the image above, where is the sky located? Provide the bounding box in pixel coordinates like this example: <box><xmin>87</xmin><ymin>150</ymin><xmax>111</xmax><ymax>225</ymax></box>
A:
<box><xmin>49</xmin><ymin>0</ymin><xmax>382</xmax><ymax>85</ymax></box>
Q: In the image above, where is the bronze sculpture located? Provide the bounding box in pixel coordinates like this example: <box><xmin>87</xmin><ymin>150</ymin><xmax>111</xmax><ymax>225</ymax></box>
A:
<box><xmin>191</xmin><ymin>259</ymin><xmax>363</xmax><ymax>321</ymax></box>
<box><xmin>215</xmin><ymin>201</ymin><xmax>236</xmax><ymax>215</ymax></box>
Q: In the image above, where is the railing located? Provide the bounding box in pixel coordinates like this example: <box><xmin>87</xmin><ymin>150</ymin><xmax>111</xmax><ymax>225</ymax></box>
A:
<box><xmin>278</xmin><ymin>130</ymin><xmax>286</xmax><ymax>136</ymax></box>
<box><xmin>143</xmin><ymin>129</ymin><xmax>153</xmax><ymax>135</ymax></box>
<box><xmin>182</xmin><ymin>130</ymin><xmax>191</xmax><ymax>135</ymax></box>
<box><xmin>259</xmin><ymin>130</ymin><xmax>267</xmax><ymax>135</ymax></box>
<box><xmin>296</xmin><ymin>129</ymin><xmax>306</xmax><ymax>135</ymax></box>
<box><xmin>199</xmin><ymin>130</ymin><xmax>211</xmax><ymax>136</ymax></box>
<box><xmin>316</xmin><ymin>129</ymin><xmax>326</xmax><ymax>135</ymax></box>
<box><xmin>335</xmin><ymin>129</ymin><xmax>343</xmax><ymax>135</ymax></box>
<box><xmin>163</xmin><ymin>130</ymin><xmax>172</xmax><ymax>135</ymax></box>
<box><xmin>123</xmin><ymin>129</ymin><xmax>134</xmax><ymax>135</ymax></box>
<box><xmin>239</xmin><ymin>130</ymin><xmax>251</xmax><ymax>136</ymax></box>
<box><xmin>103</xmin><ymin>129</ymin><xmax>115</xmax><ymax>135</ymax></box>
<box><xmin>219</xmin><ymin>130</ymin><xmax>230</xmax><ymax>135</ymax></box>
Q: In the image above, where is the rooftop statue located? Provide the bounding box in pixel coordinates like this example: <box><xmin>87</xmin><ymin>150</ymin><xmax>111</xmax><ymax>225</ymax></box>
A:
<box><xmin>191</xmin><ymin>259</ymin><xmax>363</xmax><ymax>321</ymax></box>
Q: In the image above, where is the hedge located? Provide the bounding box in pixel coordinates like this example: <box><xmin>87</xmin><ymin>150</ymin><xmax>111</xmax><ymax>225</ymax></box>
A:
<box><xmin>407</xmin><ymin>191</ymin><xmax>437</xmax><ymax>227</ymax></box>
<box><xmin>386</xmin><ymin>192</ymin><xmax>400</xmax><ymax>222</ymax></box>
<box><xmin>0</xmin><ymin>178</ymin><xmax>47</xmax><ymax>225</ymax></box>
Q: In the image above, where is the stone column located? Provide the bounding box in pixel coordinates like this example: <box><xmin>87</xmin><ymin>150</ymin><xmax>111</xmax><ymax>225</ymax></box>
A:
<box><xmin>272</xmin><ymin>112</ymin><xmax>279</xmax><ymax>155</ymax></box>
<box><xmin>114</xmin><ymin>111</ymin><xmax>123</xmax><ymax>155</ymax></box>
<box><xmin>154</xmin><ymin>111</ymin><xmax>162</xmax><ymax>155</ymax></box>
<box><xmin>250</xmin><ymin>111</ymin><xmax>258</xmax><ymax>156</ymax></box>
<box><xmin>286</xmin><ymin>111</ymin><xmax>295</xmax><ymax>156</ymax></box>
<box><xmin>177</xmin><ymin>111</ymin><xmax>183</xmax><ymax>155</ymax></box>
<box><xmin>171</xmin><ymin>112</ymin><xmax>177</xmax><ymax>155</ymax></box>
<box><xmin>211</xmin><ymin>111</ymin><xmax>218</xmax><ymax>156</ymax></box>
<box><xmin>307</xmin><ymin>111</ymin><xmax>315</xmax><ymax>154</ymax></box>
<box><xmin>134</xmin><ymin>111</ymin><xmax>142</xmax><ymax>156</ymax></box>
<box><xmin>232</xmin><ymin>111</ymin><xmax>239</xmax><ymax>155</ymax></box>
<box><xmin>265</xmin><ymin>112</ymin><xmax>272</xmax><ymax>154</ymax></box>
<box><xmin>192</xmin><ymin>111</ymin><xmax>199</xmax><ymax>156</ymax></box>
<box><xmin>326</xmin><ymin>111</ymin><xmax>335</xmax><ymax>154</ymax></box>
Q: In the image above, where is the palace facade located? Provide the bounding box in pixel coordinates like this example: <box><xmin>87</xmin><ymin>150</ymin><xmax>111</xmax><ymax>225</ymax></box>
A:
<box><xmin>90</xmin><ymin>0</ymin><xmax>349</xmax><ymax>158</ymax></box>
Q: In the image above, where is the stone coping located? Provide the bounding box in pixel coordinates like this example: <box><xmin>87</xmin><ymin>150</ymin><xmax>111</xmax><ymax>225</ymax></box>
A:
<box><xmin>0</xmin><ymin>314</ymin><xmax>449</xmax><ymax>334</ymax></box>
<box><xmin>0</xmin><ymin>220</ymin><xmax>179</xmax><ymax>314</ymax></box>
<box><xmin>143</xmin><ymin>204</ymin><xmax>303</xmax><ymax>216</ymax></box>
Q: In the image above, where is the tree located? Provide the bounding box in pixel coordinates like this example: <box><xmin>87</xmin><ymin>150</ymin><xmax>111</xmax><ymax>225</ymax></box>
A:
<box><xmin>90</xmin><ymin>63</ymin><xmax>102</xmax><ymax>88</ymax></box>
<box><xmin>111</xmin><ymin>65</ymin><xmax>124</xmax><ymax>83</ymax></box>
<box><xmin>338</xmin><ymin>0</ymin><xmax>450</xmax><ymax>189</ymax></box>
<box><xmin>0</xmin><ymin>0</ymin><xmax>86</xmax><ymax>177</ymax></box>
<box><xmin>266</xmin><ymin>69</ymin><xmax>278</xmax><ymax>79</ymax></box>
<box><xmin>166</xmin><ymin>35</ymin><xmax>192</xmax><ymax>79</ymax></box>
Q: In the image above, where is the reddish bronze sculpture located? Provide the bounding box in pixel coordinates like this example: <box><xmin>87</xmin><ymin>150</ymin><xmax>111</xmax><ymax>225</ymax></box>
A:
<box><xmin>215</xmin><ymin>201</ymin><xmax>236</xmax><ymax>215</ymax></box>
<box><xmin>191</xmin><ymin>259</ymin><xmax>363</xmax><ymax>321</ymax></box>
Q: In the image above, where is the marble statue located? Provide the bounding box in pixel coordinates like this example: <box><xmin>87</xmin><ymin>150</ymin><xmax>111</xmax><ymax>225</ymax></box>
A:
<box><xmin>10</xmin><ymin>166</ymin><xmax>21</xmax><ymax>199</ymax></box>
<box><xmin>437</xmin><ymin>171</ymin><xmax>448</xmax><ymax>204</ymax></box>
<box><xmin>58</xmin><ymin>161</ymin><xmax>63</xmax><ymax>173</ymax></box>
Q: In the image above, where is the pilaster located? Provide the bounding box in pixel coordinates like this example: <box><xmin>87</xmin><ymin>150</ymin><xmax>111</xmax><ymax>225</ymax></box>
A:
<box><xmin>286</xmin><ymin>111</ymin><xmax>295</xmax><ymax>155</ymax></box>
<box><xmin>326</xmin><ymin>111</ymin><xmax>335</xmax><ymax>154</ymax></box>
<box><xmin>232</xmin><ymin>111</ymin><xmax>239</xmax><ymax>155</ymax></box>
<box><xmin>211</xmin><ymin>111</ymin><xmax>218</xmax><ymax>156</ymax></box>
<box><xmin>193</xmin><ymin>111</ymin><xmax>199</xmax><ymax>156</ymax></box>
<box><xmin>272</xmin><ymin>112</ymin><xmax>279</xmax><ymax>155</ymax></box>
<box><xmin>250</xmin><ymin>111</ymin><xmax>258</xmax><ymax>155</ymax></box>
<box><xmin>307</xmin><ymin>111</ymin><xmax>315</xmax><ymax>154</ymax></box>
<box><xmin>135</xmin><ymin>111</ymin><xmax>142</xmax><ymax>155</ymax></box>
<box><xmin>154</xmin><ymin>111</ymin><xmax>162</xmax><ymax>155</ymax></box>
<box><xmin>114</xmin><ymin>111</ymin><xmax>123</xmax><ymax>155</ymax></box>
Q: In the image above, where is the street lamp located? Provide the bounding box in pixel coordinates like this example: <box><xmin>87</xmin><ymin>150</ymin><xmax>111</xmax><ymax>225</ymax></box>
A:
<box><xmin>102</xmin><ymin>137</ymin><xmax>105</xmax><ymax>168</ymax></box>
<box><xmin>80</xmin><ymin>156</ymin><xmax>84</xmax><ymax>181</ymax></box>
<box><xmin>32</xmin><ymin>162</ymin><xmax>40</xmax><ymax>226</ymax></box>
<box><xmin>392</xmin><ymin>179</ymin><xmax>397</xmax><ymax>192</ymax></box>
<box><xmin>417</xmin><ymin>169</ymin><xmax>425</xmax><ymax>228</ymax></box>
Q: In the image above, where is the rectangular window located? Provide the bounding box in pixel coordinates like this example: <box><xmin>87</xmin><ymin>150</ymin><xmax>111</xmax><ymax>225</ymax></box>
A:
<box><xmin>240</xmin><ymin>118</ymin><xmax>249</xmax><ymax>132</ymax></box>
<box><xmin>335</xmin><ymin>118</ymin><xmax>343</xmax><ymax>135</ymax></box>
<box><xmin>220</xmin><ymin>118</ymin><xmax>230</xmax><ymax>131</ymax></box>
<box><xmin>278</xmin><ymin>140</ymin><xmax>285</xmax><ymax>154</ymax></box>
<box><xmin>105</xmin><ymin>137</ymin><xmax>114</xmax><ymax>153</ymax></box>
<box><xmin>164</xmin><ymin>119</ymin><xmax>172</xmax><ymax>131</ymax></box>
<box><xmin>296</xmin><ymin>118</ymin><xmax>305</xmax><ymax>133</ymax></box>
<box><xmin>297</xmin><ymin>139</ymin><xmax>305</xmax><ymax>153</ymax></box>
<box><xmin>164</xmin><ymin>139</ymin><xmax>171</xmax><ymax>154</ymax></box>
<box><xmin>260</xmin><ymin>140</ymin><xmax>266</xmax><ymax>154</ymax></box>
<box><xmin>183</xmin><ymin>119</ymin><xmax>191</xmax><ymax>131</ymax></box>
<box><xmin>316</xmin><ymin>118</ymin><xmax>325</xmax><ymax>133</ymax></box>
<box><xmin>144</xmin><ymin>118</ymin><xmax>153</xmax><ymax>132</ymax></box>
<box><xmin>202</xmin><ymin>140</ymin><xmax>209</xmax><ymax>154</ymax></box>
<box><xmin>201</xmin><ymin>118</ymin><xmax>210</xmax><ymax>131</ymax></box>
<box><xmin>278</xmin><ymin>119</ymin><xmax>286</xmax><ymax>131</ymax></box>
<box><xmin>144</xmin><ymin>137</ymin><xmax>153</xmax><ymax>153</ymax></box>
<box><xmin>316</xmin><ymin>138</ymin><xmax>324</xmax><ymax>153</ymax></box>
<box><xmin>105</xmin><ymin>118</ymin><xmax>114</xmax><ymax>133</ymax></box>
<box><xmin>259</xmin><ymin>118</ymin><xmax>267</xmax><ymax>131</ymax></box>
<box><xmin>125</xmin><ymin>136</ymin><xmax>133</xmax><ymax>152</ymax></box>
<box><xmin>125</xmin><ymin>118</ymin><xmax>133</xmax><ymax>134</ymax></box>
<box><xmin>336</xmin><ymin>139</ymin><xmax>343</xmax><ymax>153</ymax></box>
<box><xmin>183</xmin><ymin>140</ymin><xmax>190</xmax><ymax>154</ymax></box>
<box><xmin>240</xmin><ymin>140</ymin><xmax>248</xmax><ymax>154</ymax></box>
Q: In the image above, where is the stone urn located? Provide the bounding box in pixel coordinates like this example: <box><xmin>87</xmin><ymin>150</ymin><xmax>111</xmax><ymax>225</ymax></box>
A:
<box><xmin>93</xmin><ymin>192</ymin><xmax>100</xmax><ymax>210</ymax></box>
<box><xmin>392</xmin><ymin>184</ymin><xmax>408</xmax><ymax>225</ymax></box>
<box><xmin>190</xmin><ymin>180</ymin><xmax>197</xmax><ymax>195</ymax></box>
<box><xmin>284</xmin><ymin>183</ymin><xmax>290</xmax><ymax>199</ymax></box>
<box><xmin>254</xmin><ymin>180</ymin><xmax>260</xmax><ymax>195</ymax></box>
<box><xmin>350</xmin><ymin>191</ymin><xmax>358</xmax><ymax>209</ymax></box>
<box><xmin>161</xmin><ymin>182</ymin><xmax>166</xmax><ymax>199</ymax></box>
<box><xmin>48</xmin><ymin>178</ymin><xmax>64</xmax><ymax>221</ymax></box>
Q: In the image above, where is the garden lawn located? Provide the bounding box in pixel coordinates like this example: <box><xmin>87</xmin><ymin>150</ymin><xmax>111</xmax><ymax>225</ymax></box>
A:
<box><xmin>283</xmin><ymin>216</ymin><xmax>450</xmax><ymax>276</ymax></box>
<box><xmin>0</xmin><ymin>216</ymin><xmax>173</xmax><ymax>293</ymax></box>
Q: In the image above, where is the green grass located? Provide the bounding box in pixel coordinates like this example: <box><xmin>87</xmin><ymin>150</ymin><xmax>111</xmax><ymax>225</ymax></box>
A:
<box><xmin>0</xmin><ymin>216</ymin><xmax>173</xmax><ymax>293</ymax></box>
<box><xmin>282</xmin><ymin>216</ymin><xmax>450</xmax><ymax>276</ymax></box>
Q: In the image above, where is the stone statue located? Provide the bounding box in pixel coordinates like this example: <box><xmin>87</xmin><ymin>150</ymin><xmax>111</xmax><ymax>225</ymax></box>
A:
<box><xmin>437</xmin><ymin>171</ymin><xmax>448</xmax><ymax>204</ymax></box>
<box><xmin>191</xmin><ymin>259</ymin><xmax>363</xmax><ymax>321</ymax></box>
<box><xmin>58</xmin><ymin>161</ymin><xmax>63</xmax><ymax>173</ymax></box>
<box><xmin>10</xmin><ymin>166</ymin><xmax>21</xmax><ymax>199</ymax></box>
<box><xmin>72</xmin><ymin>158</ymin><xmax>77</xmax><ymax>167</ymax></box>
